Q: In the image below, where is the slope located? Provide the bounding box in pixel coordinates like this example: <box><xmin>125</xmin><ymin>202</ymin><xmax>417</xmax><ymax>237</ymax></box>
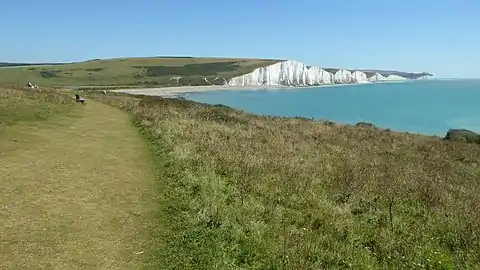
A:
<box><xmin>0</xmin><ymin>57</ymin><xmax>280</xmax><ymax>88</ymax></box>
<box><xmin>91</xmin><ymin>92</ymin><xmax>480</xmax><ymax>269</ymax></box>
<box><xmin>0</xmin><ymin>93</ymin><xmax>157</xmax><ymax>269</ymax></box>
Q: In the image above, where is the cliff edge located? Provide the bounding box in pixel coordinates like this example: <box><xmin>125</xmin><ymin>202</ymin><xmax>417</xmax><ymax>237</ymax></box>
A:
<box><xmin>227</xmin><ymin>60</ymin><xmax>433</xmax><ymax>87</ymax></box>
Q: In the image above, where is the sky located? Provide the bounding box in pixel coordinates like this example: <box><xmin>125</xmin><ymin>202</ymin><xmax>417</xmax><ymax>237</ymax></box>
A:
<box><xmin>1</xmin><ymin>0</ymin><xmax>479</xmax><ymax>78</ymax></box>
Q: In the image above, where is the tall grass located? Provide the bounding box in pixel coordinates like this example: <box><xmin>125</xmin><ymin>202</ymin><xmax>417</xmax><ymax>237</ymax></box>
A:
<box><xmin>0</xmin><ymin>87</ymin><xmax>73</xmax><ymax>126</ymax></box>
<box><xmin>94</xmin><ymin>93</ymin><xmax>480</xmax><ymax>269</ymax></box>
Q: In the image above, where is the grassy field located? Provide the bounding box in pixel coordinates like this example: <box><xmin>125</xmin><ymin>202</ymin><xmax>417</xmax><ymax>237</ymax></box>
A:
<box><xmin>0</xmin><ymin>62</ymin><xmax>65</xmax><ymax>68</ymax></box>
<box><xmin>89</xmin><ymin>92</ymin><xmax>480</xmax><ymax>269</ymax></box>
<box><xmin>0</xmin><ymin>88</ymin><xmax>72</xmax><ymax>126</ymax></box>
<box><xmin>0</xmin><ymin>57</ymin><xmax>280</xmax><ymax>88</ymax></box>
<box><xmin>4</xmin><ymin>84</ymin><xmax>480</xmax><ymax>269</ymax></box>
<box><xmin>0</xmin><ymin>88</ymin><xmax>158</xmax><ymax>269</ymax></box>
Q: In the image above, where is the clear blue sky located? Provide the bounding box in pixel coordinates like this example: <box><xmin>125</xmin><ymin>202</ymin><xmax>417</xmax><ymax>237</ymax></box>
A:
<box><xmin>1</xmin><ymin>0</ymin><xmax>479</xmax><ymax>78</ymax></box>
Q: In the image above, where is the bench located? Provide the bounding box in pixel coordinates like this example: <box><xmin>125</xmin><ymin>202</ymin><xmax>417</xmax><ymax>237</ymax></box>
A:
<box><xmin>75</xmin><ymin>93</ymin><xmax>85</xmax><ymax>104</ymax></box>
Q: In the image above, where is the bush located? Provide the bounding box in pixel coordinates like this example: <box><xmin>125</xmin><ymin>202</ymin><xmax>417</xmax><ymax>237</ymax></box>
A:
<box><xmin>444</xmin><ymin>129</ymin><xmax>480</xmax><ymax>144</ymax></box>
<box><xmin>134</xmin><ymin>62</ymin><xmax>240</xmax><ymax>77</ymax></box>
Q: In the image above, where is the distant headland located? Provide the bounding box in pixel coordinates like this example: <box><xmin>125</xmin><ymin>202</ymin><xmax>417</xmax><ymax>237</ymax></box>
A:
<box><xmin>0</xmin><ymin>57</ymin><xmax>433</xmax><ymax>88</ymax></box>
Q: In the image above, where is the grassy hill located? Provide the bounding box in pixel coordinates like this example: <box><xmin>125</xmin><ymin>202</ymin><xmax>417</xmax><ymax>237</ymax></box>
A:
<box><xmin>358</xmin><ymin>70</ymin><xmax>434</xmax><ymax>79</ymax></box>
<box><xmin>0</xmin><ymin>57</ymin><xmax>280</xmax><ymax>88</ymax></box>
<box><xmin>0</xmin><ymin>57</ymin><xmax>435</xmax><ymax>89</ymax></box>
<box><xmin>3</xmin><ymin>84</ymin><xmax>480</xmax><ymax>268</ymax></box>
<box><xmin>91</xmin><ymin>92</ymin><xmax>480</xmax><ymax>269</ymax></box>
<box><xmin>0</xmin><ymin>62</ymin><xmax>66</xmax><ymax>68</ymax></box>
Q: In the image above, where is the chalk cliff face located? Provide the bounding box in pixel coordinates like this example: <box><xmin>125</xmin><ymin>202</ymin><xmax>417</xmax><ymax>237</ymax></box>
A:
<box><xmin>334</xmin><ymin>69</ymin><xmax>353</xmax><ymax>83</ymax></box>
<box><xmin>384</xmin><ymin>74</ymin><xmax>408</xmax><ymax>81</ymax></box>
<box><xmin>351</xmin><ymin>71</ymin><xmax>368</xmax><ymax>83</ymax></box>
<box><xmin>367</xmin><ymin>73</ymin><xmax>386</xmax><ymax>82</ymax></box>
<box><xmin>226</xmin><ymin>60</ymin><xmax>430</xmax><ymax>87</ymax></box>
<box><xmin>305</xmin><ymin>66</ymin><xmax>334</xmax><ymax>85</ymax></box>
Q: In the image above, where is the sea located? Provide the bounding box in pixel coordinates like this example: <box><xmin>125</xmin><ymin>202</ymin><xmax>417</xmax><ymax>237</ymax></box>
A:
<box><xmin>185</xmin><ymin>79</ymin><xmax>480</xmax><ymax>137</ymax></box>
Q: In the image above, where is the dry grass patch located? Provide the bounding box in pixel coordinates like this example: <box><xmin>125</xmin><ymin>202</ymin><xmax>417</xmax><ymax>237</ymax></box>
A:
<box><xmin>1</xmin><ymin>90</ymin><xmax>157</xmax><ymax>269</ymax></box>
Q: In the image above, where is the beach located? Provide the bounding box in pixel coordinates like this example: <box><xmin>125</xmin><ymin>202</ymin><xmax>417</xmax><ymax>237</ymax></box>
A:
<box><xmin>111</xmin><ymin>85</ymin><xmax>293</xmax><ymax>97</ymax></box>
<box><xmin>110</xmin><ymin>82</ymin><xmax>384</xmax><ymax>98</ymax></box>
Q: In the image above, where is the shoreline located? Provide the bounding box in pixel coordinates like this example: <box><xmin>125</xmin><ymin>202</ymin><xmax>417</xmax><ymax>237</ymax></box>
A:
<box><xmin>111</xmin><ymin>80</ymin><xmax>414</xmax><ymax>98</ymax></box>
<box><xmin>112</xmin><ymin>85</ymin><xmax>292</xmax><ymax>97</ymax></box>
<box><xmin>106</xmin><ymin>80</ymin><xmax>471</xmax><ymax>138</ymax></box>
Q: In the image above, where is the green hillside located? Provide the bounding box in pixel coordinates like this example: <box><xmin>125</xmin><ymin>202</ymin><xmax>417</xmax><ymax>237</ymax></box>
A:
<box><xmin>0</xmin><ymin>62</ymin><xmax>65</xmax><ymax>68</ymax></box>
<box><xmin>2</xmin><ymin>82</ymin><xmax>480</xmax><ymax>268</ymax></box>
<box><xmin>92</xmin><ymin>92</ymin><xmax>480</xmax><ymax>269</ymax></box>
<box><xmin>0</xmin><ymin>57</ymin><xmax>280</xmax><ymax>88</ymax></box>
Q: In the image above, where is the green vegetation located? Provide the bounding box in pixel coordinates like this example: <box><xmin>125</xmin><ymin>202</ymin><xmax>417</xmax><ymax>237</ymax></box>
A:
<box><xmin>89</xmin><ymin>92</ymin><xmax>480</xmax><ymax>269</ymax></box>
<box><xmin>444</xmin><ymin>128</ymin><xmax>480</xmax><ymax>144</ymax></box>
<box><xmin>358</xmin><ymin>70</ymin><xmax>433</xmax><ymax>79</ymax></box>
<box><xmin>1</xmin><ymin>88</ymin><xmax>157</xmax><ymax>268</ymax></box>
<box><xmin>0</xmin><ymin>62</ymin><xmax>65</xmax><ymax>68</ymax></box>
<box><xmin>0</xmin><ymin>57</ymin><xmax>433</xmax><ymax>88</ymax></box>
<box><xmin>324</xmin><ymin>68</ymin><xmax>340</xmax><ymax>73</ymax></box>
<box><xmin>134</xmin><ymin>62</ymin><xmax>240</xmax><ymax>76</ymax></box>
<box><xmin>0</xmin><ymin>87</ymin><xmax>72</xmax><ymax>126</ymax></box>
<box><xmin>2</xmin><ymin>77</ymin><xmax>474</xmax><ymax>269</ymax></box>
<box><xmin>0</xmin><ymin>57</ymin><xmax>280</xmax><ymax>87</ymax></box>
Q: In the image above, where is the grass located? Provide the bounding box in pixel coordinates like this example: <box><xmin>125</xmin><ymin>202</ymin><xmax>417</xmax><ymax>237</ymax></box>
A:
<box><xmin>0</xmin><ymin>57</ymin><xmax>280</xmax><ymax>88</ymax></box>
<box><xmin>0</xmin><ymin>87</ymin><xmax>72</xmax><ymax>126</ymax></box>
<box><xmin>4</xmin><ymin>84</ymin><xmax>479</xmax><ymax>268</ymax></box>
<box><xmin>0</xmin><ymin>88</ymin><xmax>157</xmax><ymax>269</ymax></box>
<box><xmin>90</xmin><ymin>92</ymin><xmax>480</xmax><ymax>269</ymax></box>
<box><xmin>0</xmin><ymin>62</ymin><xmax>65</xmax><ymax>68</ymax></box>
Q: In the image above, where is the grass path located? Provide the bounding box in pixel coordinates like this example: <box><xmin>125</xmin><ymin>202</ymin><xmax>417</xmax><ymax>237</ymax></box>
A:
<box><xmin>0</xmin><ymin>101</ymin><xmax>156</xmax><ymax>269</ymax></box>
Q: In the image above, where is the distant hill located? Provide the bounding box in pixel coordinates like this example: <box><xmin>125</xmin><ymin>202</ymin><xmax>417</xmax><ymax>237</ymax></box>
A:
<box><xmin>297</xmin><ymin>67</ymin><xmax>432</xmax><ymax>79</ymax></box>
<box><xmin>357</xmin><ymin>69</ymin><xmax>434</xmax><ymax>79</ymax></box>
<box><xmin>0</xmin><ymin>62</ymin><xmax>66</xmax><ymax>68</ymax></box>
<box><xmin>0</xmin><ymin>57</ymin><xmax>433</xmax><ymax>87</ymax></box>
<box><xmin>0</xmin><ymin>57</ymin><xmax>280</xmax><ymax>87</ymax></box>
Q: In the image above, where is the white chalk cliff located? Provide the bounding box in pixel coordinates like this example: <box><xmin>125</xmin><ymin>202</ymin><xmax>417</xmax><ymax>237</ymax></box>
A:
<box><xmin>226</xmin><ymin>60</ymin><xmax>429</xmax><ymax>87</ymax></box>
<box><xmin>351</xmin><ymin>71</ymin><xmax>368</xmax><ymax>83</ymax></box>
<box><xmin>384</xmin><ymin>74</ymin><xmax>408</xmax><ymax>81</ymax></box>
<box><xmin>367</xmin><ymin>73</ymin><xmax>386</xmax><ymax>82</ymax></box>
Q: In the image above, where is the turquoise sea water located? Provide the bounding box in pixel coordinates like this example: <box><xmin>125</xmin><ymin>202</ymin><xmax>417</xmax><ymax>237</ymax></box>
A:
<box><xmin>186</xmin><ymin>80</ymin><xmax>480</xmax><ymax>136</ymax></box>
